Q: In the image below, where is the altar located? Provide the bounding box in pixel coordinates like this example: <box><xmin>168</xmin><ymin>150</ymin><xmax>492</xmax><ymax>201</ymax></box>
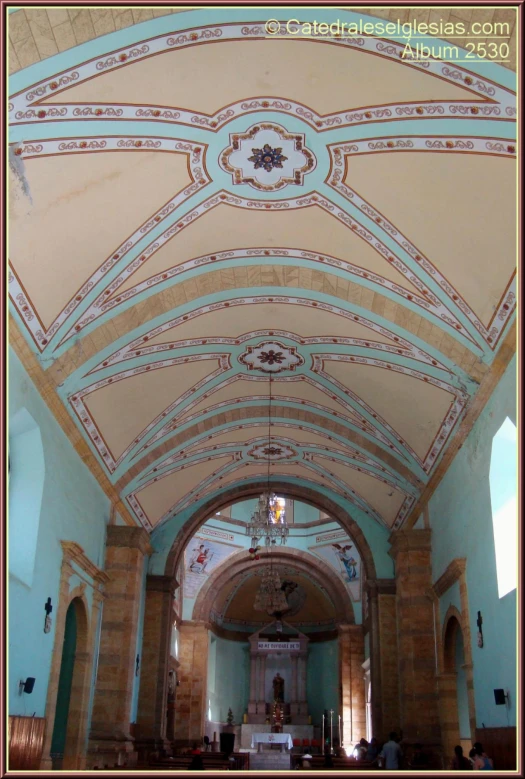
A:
<box><xmin>240</xmin><ymin>724</ymin><xmax>314</xmax><ymax>750</ymax></box>
<box><xmin>250</xmin><ymin>733</ymin><xmax>293</xmax><ymax>753</ymax></box>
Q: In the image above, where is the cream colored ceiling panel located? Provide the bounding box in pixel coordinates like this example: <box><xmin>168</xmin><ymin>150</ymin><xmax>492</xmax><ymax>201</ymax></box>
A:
<box><xmin>9</xmin><ymin>151</ymin><xmax>191</xmax><ymax>328</ymax></box>
<box><xmin>325</xmin><ymin>360</ymin><xmax>454</xmax><ymax>460</ymax></box>
<box><xmin>176</xmin><ymin>377</ymin><xmax>362</xmax><ymax>423</ymax></box>
<box><xmin>312</xmin><ymin>455</ymin><xmax>405</xmax><ymax>525</ymax></box>
<box><xmin>135</xmin><ymin>455</ymin><xmax>232</xmax><ymax>526</ymax></box>
<box><xmin>83</xmin><ymin>360</ymin><xmax>215</xmax><ymax>460</ymax></box>
<box><xmin>347</xmin><ymin>153</ymin><xmax>516</xmax><ymax>326</ymax></box>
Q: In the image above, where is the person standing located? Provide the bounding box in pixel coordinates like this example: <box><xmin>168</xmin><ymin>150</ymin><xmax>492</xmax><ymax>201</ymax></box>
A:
<box><xmin>379</xmin><ymin>732</ymin><xmax>403</xmax><ymax>769</ymax></box>
<box><xmin>451</xmin><ymin>745</ymin><xmax>472</xmax><ymax>770</ymax></box>
<box><xmin>366</xmin><ymin>738</ymin><xmax>380</xmax><ymax>762</ymax></box>
<box><xmin>472</xmin><ymin>743</ymin><xmax>493</xmax><ymax>770</ymax></box>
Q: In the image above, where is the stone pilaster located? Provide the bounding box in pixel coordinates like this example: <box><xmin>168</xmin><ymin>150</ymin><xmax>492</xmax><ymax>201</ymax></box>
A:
<box><xmin>173</xmin><ymin>622</ymin><xmax>209</xmax><ymax>746</ymax></box>
<box><xmin>436</xmin><ymin>672</ymin><xmax>459</xmax><ymax>761</ymax></box>
<box><xmin>377</xmin><ymin>587</ymin><xmax>400</xmax><ymax>738</ymax></box>
<box><xmin>338</xmin><ymin>624</ymin><xmax>365</xmax><ymax>746</ymax></box>
<box><xmin>389</xmin><ymin>529</ymin><xmax>441</xmax><ymax>746</ymax></box>
<box><xmin>135</xmin><ymin>575</ymin><xmax>177</xmax><ymax>753</ymax></box>
<box><xmin>88</xmin><ymin>527</ymin><xmax>152</xmax><ymax>767</ymax></box>
<box><xmin>366</xmin><ymin>581</ymin><xmax>383</xmax><ymax>740</ymax></box>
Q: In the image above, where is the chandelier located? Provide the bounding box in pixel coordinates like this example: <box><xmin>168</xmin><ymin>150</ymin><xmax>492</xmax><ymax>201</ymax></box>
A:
<box><xmin>253</xmin><ymin>568</ymin><xmax>289</xmax><ymax>614</ymax></box>
<box><xmin>248</xmin><ymin>375</ymin><xmax>290</xmax><ymax>615</ymax></box>
<box><xmin>246</xmin><ymin>491</ymin><xmax>289</xmax><ymax>548</ymax></box>
<box><xmin>245</xmin><ymin>375</ymin><xmax>289</xmax><ymax>548</ymax></box>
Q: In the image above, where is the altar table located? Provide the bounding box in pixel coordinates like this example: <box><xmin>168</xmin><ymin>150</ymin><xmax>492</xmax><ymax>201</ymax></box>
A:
<box><xmin>251</xmin><ymin>733</ymin><xmax>294</xmax><ymax>752</ymax></box>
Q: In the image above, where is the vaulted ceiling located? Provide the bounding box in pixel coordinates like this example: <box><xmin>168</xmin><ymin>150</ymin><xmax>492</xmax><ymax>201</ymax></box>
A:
<box><xmin>9</xmin><ymin>8</ymin><xmax>517</xmax><ymax>538</ymax></box>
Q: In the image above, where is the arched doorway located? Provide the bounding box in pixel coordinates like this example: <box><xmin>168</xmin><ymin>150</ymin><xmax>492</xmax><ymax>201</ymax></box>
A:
<box><xmin>442</xmin><ymin>612</ymin><xmax>471</xmax><ymax>758</ymax></box>
<box><xmin>50</xmin><ymin>597</ymin><xmax>89</xmax><ymax>770</ymax></box>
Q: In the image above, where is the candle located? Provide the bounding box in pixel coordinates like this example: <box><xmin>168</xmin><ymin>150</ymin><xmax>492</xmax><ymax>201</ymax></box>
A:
<box><xmin>330</xmin><ymin>710</ymin><xmax>333</xmax><ymax>753</ymax></box>
<box><xmin>338</xmin><ymin>714</ymin><xmax>342</xmax><ymax>748</ymax></box>
<box><xmin>321</xmin><ymin>712</ymin><xmax>324</xmax><ymax>749</ymax></box>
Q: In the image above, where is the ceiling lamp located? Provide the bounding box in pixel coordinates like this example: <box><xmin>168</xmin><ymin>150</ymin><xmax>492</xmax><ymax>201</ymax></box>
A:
<box><xmin>245</xmin><ymin>375</ymin><xmax>289</xmax><ymax>548</ymax></box>
<box><xmin>253</xmin><ymin>568</ymin><xmax>289</xmax><ymax>614</ymax></box>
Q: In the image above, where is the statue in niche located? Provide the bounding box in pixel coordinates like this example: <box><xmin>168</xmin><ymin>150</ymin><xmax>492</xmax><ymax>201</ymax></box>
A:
<box><xmin>273</xmin><ymin>672</ymin><xmax>284</xmax><ymax>702</ymax></box>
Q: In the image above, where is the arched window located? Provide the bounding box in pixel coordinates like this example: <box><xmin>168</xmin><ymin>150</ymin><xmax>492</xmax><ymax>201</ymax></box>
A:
<box><xmin>8</xmin><ymin>408</ymin><xmax>45</xmax><ymax>587</ymax></box>
<box><xmin>489</xmin><ymin>417</ymin><xmax>517</xmax><ymax>599</ymax></box>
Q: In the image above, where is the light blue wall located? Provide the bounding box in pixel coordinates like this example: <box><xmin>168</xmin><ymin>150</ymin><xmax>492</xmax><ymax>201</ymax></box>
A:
<box><xmin>207</xmin><ymin>634</ymin><xmax>250</xmax><ymax>723</ymax></box>
<box><xmin>9</xmin><ymin>408</ymin><xmax>45</xmax><ymax>587</ymax></box>
<box><xmin>429</xmin><ymin>355</ymin><xmax>516</xmax><ymax>727</ymax></box>
<box><xmin>306</xmin><ymin>640</ymin><xmax>339</xmax><ymax>727</ymax></box>
<box><xmin>8</xmin><ymin>349</ymin><xmax>110</xmax><ymax>718</ymax></box>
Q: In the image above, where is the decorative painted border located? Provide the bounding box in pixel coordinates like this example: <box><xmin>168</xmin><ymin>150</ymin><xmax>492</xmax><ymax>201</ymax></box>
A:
<box><xmin>8</xmin><ymin>137</ymin><xmax>209</xmax><ymax>352</ymax></box>
<box><xmin>142</xmin><ymin>424</ymin><xmax>412</xmax><ymax>495</ymax></box>
<box><xmin>128</xmin><ymin>370</ymin><xmax>410</xmax><ymax>466</ymax></box>
<box><xmin>80</xmin><ymin>246</ymin><xmax>461</xmax><ymax>350</ymax></box>
<box><xmin>88</xmin><ymin>296</ymin><xmax>444</xmax><ymax>374</ymax></box>
<box><xmin>136</xmin><ymin>431</ymin><xmax>412</xmax><ymax>496</ymax></box>
<box><xmin>9</xmin><ymin>96</ymin><xmax>515</xmax><ymax>131</ymax></box>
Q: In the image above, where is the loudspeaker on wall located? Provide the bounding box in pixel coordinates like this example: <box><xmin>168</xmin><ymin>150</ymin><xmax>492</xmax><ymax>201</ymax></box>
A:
<box><xmin>494</xmin><ymin>688</ymin><xmax>506</xmax><ymax>705</ymax></box>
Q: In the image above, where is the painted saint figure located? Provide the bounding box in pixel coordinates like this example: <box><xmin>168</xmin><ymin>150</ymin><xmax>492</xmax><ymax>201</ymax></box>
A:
<box><xmin>189</xmin><ymin>543</ymin><xmax>212</xmax><ymax>574</ymax></box>
<box><xmin>273</xmin><ymin>672</ymin><xmax>284</xmax><ymax>702</ymax></box>
<box><xmin>332</xmin><ymin>543</ymin><xmax>358</xmax><ymax>582</ymax></box>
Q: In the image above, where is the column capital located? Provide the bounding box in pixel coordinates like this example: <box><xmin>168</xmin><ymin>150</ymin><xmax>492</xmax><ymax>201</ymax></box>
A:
<box><xmin>146</xmin><ymin>574</ymin><xmax>178</xmax><ymax>593</ymax></box>
<box><xmin>364</xmin><ymin>578</ymin><xmax>396</xmax><ymax>596</ymax></box>
<box><xmin>388</xmin><ymin>528</ymin><xmax>432</xmax><ymax>559</ymax></box>
<box><xmin>106</xmin><ymin>525</ymin><xmax>153</xmax><ymax>556</ymax></box>
<box><xmin>433</xmin><ymin>558</ymin><xmax>467</xmax><ymax>597</ymax></box>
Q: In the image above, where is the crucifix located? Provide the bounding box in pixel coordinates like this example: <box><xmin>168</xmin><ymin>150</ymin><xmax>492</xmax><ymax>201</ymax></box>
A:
<box><xmin>44</xmin><ymin>598</ymin><xmax>53</xmax><ymax>633</ymax></box>
<box><xmin>477</xmin><ymin>611</ymin><xmax>484</xmax><ymax>648</ymax></box>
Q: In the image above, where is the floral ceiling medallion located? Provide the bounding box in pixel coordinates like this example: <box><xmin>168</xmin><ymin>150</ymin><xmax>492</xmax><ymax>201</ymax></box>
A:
<box><xmin>220</xmin><ymin>123</ymin><xmax>316</xmax><ymax>191</ymax></box>
<box><xmin>239</xmin><ymin>341</ymin><xmax>304</xmax><ymax>374</ymax></box>
<box><xmin>248</xmin><ymin>442</ymin><xmax>297</xmax><ymax>461</ymax></box>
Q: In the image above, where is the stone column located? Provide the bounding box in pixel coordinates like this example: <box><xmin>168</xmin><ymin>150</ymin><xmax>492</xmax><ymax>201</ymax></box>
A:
<box><xmin>366</xmin><ymin>581</ymin><xmax>383</xmax><ymax>740</ymax></box>
<box><xmin>389</xmin><ymin>529</ymin><xmax>441</xmax><ymax>747</ymax></box>
<box><xmin>377</xmin><ymin>584</ymin><xmax>400</xmax><ymax>739</ymax></box>
<box><xmin>436</xmin><ymin>672</ymin><xmax>459</xmax><ymax>761</ymax></box>
<box><xmin>88</xmin><ymin>527</ymin><xmax>152</xmax><ymax>767</ymax></box>
<box><xmin>135</xmin><ymin>575</ymin><xmax>177</xmax><ymax>755</ymax></box>
<box><xmin>338</xmin><ymin>625</ymin><xmax>352</xmax><ymax>747</ymax></box>
<box><xmin>173</xmin><ymin>622</ymin><xmax>209</xmax><ymax>747</ymax></box>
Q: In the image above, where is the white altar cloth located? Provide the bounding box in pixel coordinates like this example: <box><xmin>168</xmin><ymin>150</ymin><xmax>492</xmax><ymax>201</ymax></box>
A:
<box><xmin>251</xmin><ymin>733</ymin><xmax>293</xmax><ymax>751</ymax></box>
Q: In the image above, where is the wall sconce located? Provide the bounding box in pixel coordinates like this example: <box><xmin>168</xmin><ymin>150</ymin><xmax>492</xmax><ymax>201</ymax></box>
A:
<box><xmin>19</xmin><ymin>677</ymin><xmax>35</xmax><ymax>695</ymax></box>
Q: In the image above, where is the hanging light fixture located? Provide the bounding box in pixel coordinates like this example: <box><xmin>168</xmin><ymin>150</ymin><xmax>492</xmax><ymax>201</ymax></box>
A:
<box><xmin>246</xmin><ymin>375</ymin><xmax>289</xmax><ymax>548</ymax></box>
<box><xmin>248</xmin><ymin>375</ymin><xmax>290</xmax><ymax>615</ymax></box>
